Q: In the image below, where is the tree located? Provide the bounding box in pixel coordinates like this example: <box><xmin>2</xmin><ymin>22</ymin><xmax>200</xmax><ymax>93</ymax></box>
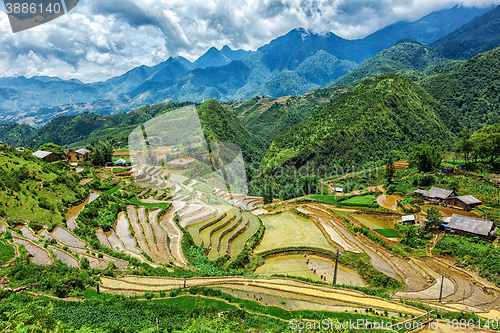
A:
<box><xmin>454</xmin><ymin>129</ymin><xmax>476</xmax><ymax>164</ymax></box>
<box><xmin>385</xmin><ymin>156</ymin><xmax>396</xmax><ymax>185</ymax></box>
<box><xmin>470</xmin><ymin>123</ymin><xmax>500</xmax><ymax>164</ymax></box>
<box><xmin>39</xmin><ymin>143</ymin><xmax>65</xmax><ymax>157</ymax></box>
<box><xmin>408</xmin><ymin>141</ymin><xmax>445</xmax><ymax>173</ymax></box>
<box><xmin>424</xmin><ymin>207</ymin><xmax>442</xmax><ymax>229</ymax></box>
<box><xmin>91</xmin><ymin>140</ymin><xmax>113</xmax><ymax>166</ymax></box>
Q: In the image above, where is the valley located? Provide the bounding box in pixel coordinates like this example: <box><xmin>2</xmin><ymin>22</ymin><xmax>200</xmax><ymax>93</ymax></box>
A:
<box><xmin>2</xmin><ymin>4</ymin><xmax>500</xmax><ymax>332</ymax></box>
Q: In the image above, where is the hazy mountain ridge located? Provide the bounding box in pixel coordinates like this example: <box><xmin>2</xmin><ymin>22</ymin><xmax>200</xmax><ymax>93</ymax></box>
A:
<box><xmin>0</xmin><ymin>5</ymin><xmax>495</xmax><ymax>127</ymax></box>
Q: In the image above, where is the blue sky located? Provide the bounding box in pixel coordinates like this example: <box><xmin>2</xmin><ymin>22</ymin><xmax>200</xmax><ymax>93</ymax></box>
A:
<box><xmin>0</xmin><ymin>0</ymin><xmax>499</xmax><ymax>82</ymax></box>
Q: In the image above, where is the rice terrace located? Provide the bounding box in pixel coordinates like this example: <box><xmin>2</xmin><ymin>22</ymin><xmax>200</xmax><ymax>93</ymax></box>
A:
<box><xmin>3</xmin><ymin>4</ymin><xmax>500</xmax><ymax>331</ymax></box>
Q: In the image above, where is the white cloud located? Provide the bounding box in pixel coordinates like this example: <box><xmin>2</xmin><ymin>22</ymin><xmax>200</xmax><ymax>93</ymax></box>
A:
<box><xmin>0</xmin><ymin>0</ymin><xmax>499</xmax><ymax>82</ymax></box>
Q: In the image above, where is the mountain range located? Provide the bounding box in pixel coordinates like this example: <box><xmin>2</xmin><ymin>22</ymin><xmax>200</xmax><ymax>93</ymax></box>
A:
<box><xmin>0</xmin><ymin>4</ymin><xmax>496</xmax><ymax>127</ymax></box>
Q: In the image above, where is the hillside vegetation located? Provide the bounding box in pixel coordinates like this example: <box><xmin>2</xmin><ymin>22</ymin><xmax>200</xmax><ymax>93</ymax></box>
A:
<box><xmin>0</xmin><ymin>148</ymin><xmax>88</xmax><ymax>227</ymax></box>
<box><xmin>224</xmin><ymin>86</ymin><xmax>343</xmax><ymax>144</ymax></box>
<box><xmin>430</xmin><ymin>5</ymin><xmax>500</xmax><ymax>60</ymax></box>
<box><xmin>423</xmin><ymin>47</ymin><xmax>500</xmax><ymax>131</ymax></box>
<box><xmin>260</xmin><ymin>73</ymin><xmax>457</xmax><ymax>170</ymax></box>
<box><xmin>334</xmin><ymin>40</ymin><xmax>446</xmax><ymax>87</ymax></box>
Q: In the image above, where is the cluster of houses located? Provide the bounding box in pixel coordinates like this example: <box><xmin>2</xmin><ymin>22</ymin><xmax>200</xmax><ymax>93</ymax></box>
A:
<box><xmin>30</xmin><ymin>148</ymin><xmax>129</xmax><ymax>167</ymax></box>
<box><xmin>31</xmin><ymin>148</ymin><xmax>92</xmax><ymax>164</ymax></box>
<box><xmin>401</xmin><ymin>186</ymin><xmax>498</xmax><ymax>238</ymax></box>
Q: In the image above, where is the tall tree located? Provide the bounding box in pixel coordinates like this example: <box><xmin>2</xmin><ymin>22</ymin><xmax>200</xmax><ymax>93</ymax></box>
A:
<box><xmin>408</xmin><ymin>141</ymin><xmax>445</xmax><ymax>173</ymax></box>
<box><xmin>454</xmin><ymin>129</ymin><xmax>476</xmax><ymax>165</ymax></box>
<box><xmin>385</xmin><ymin>156</ymin><xmax>396</xmax><ymax>185</ymax></box>
<box><xmin>424</xmin><ymin>207</ymin><xmax>443</xmax><ymax>229</ymax></box>
<box><xmin>91</xmin><ymin>140</ymin><xmax>113</xmax><ymax>166</ymax></box>
<box><xmin>470</xmin><ymin>123</ymin><xmax>500</xmax><ymax>164</ymax></box>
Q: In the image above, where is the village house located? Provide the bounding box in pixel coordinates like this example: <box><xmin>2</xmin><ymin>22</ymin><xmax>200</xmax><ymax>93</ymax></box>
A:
<box><xmin>443</xmin><ymin>195</ymin><xmax>482</xmax><ymax>211</ymax></box>
<box><xmin>414</xmin><ymin>186</ymin><xmax>456</xmax><ymax>202</ymax></box>
<box><xmin>32</xmin><ymin>150</ymin><xmax>59</xmax><ymax>162</ymax></box>
<box><xmin>414</xmin><ymin>186</ymin><xmax>482</xmax><ymax>211</ymax></box>
<box><xmin>68</xmin><ymin>148</ymin><xmax>91</xmax><ymax>164</ymax></box>
<box><xmin>402</xmin><ymin>215</ymin><xmax>416</xmax><ymax>225</ymax></box>
<box><xmin>445</xmin><ymin>214</ymin><xmax>498</xmax><ymax>238</ymax></box>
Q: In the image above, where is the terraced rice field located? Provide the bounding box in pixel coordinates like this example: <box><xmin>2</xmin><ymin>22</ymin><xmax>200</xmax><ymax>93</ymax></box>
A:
<box><xmin>255</xmin><ymin>211</ymin><xmax>334</xmax><ymax>254</ymax></box>
<box><xmin>254</xmin><ymin>254</ymin><xmax>320</xmax><ymax>280</ymax></box>
<box><xmin>12</xmin><ymin>237</ymin><xmax>53</xmax><ymax>266</ymax></box>
<box><xmin>65</xmin><ymin>193</ymin><xmax>99</xmax><ymax>230</ymax></box>
<box><xmin>115</xmin><ymin>212</ymin><xmax>141</xmax><ymax>254</ymax></box>
<box><xmin>51</xmin><ymin>227</ymin><xmax>86</xmax><ymax>248</ymax></box>
<box><xmin>229</xmin><ymin>212</ymin><xmax>260</xmax><ymax>257</ymax></box>
<box><xmin>352</xmin><ymin>214</ymin><xmax>392</xmax><ymax>229</ymax></box>
<box><xmin>187</xmin><ymin>207</ymin><xmax>228</xmax><ymax>246</ymax></box>
<box><xmin>254</xmin><ymin>254</ymin><xmax>363</xmax><ymax>286</ymax></box>
<box><xmin>78</xmin><ymin>253</ymin><xmax>108</xmax><ymax>270</ymax></box>
<box><xmin>49</xmin><ymin>246</ymin><xmax>79</xmax><ymax>268</ymax></box>
<box><xmin>148</xmin><ymin>209</ymin><xmax>176</xmax><ymax>264</ymax></box>
<box><xmin>219</xmin><ymin>212</ymin><xmax>248</xmax><ymax>256</ymax></box>
<box><xmin>199</xmin><ymin>208</ymin><xmax>236</xmax><ymax>248</ymax></box>
<box><xmin>100</xmin><ymin>276</ymin><xmax>424</xmax><ymax>316</ymax></box>
<box><xmin>376</xmin><ymin>194</ymin><xmax>403</xmax><ymax>211</ymax></box>
<box><xmin>207</xmin><ymin>209</ymin><xmax>242</xmax><ymax>260</ymax></box>
<box><xmin>158</xmin><ymin>202</ymin><xmax>189</xmax><ymax>266</ymax></box>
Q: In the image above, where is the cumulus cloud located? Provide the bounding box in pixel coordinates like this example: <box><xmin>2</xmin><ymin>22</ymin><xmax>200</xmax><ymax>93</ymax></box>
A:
<box><xmin>0</xmin><ymin>0</ymin><xmax>499</xmax><ymax>82</ymax></box>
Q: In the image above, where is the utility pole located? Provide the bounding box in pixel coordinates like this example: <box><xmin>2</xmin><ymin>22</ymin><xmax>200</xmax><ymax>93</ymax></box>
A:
<box><xmin>438</xmin><ymin>276</ymin><xmax>444</xmax><ymax>303</ymax></box>
<box><xmin>333</xmin><ymin>248</ymin><xmax>343</xmax><ymax>285</ymax></box>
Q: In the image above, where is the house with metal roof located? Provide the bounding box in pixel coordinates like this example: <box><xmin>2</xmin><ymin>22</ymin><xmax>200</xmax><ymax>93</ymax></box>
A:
<box><xmin>402</xmin><ymin>215</ymin><xmax>416</xmax><ymax>225</ymax></box>
<box><xmin>32</xmin><ymin>150</ymin><xmax>59</xmax><ymax>162</ymax></box>
<box><xmin>446</xmin><ymin>214</ymin><xmax>498</xmax><ymax>237</ymax></box>
<box><xmin>69</xmin><ymin>148</ymin><xmax>91</xmax><ymax>165</ymax></box>
<box><xmin>414</xmin><ymin>186</ymin><xmax>457</xmax><ymax>206</ymax></box>
<box><xmin>444</xmin><ymin>195</ymin><xmax>482</xmax><ymax>211</ymax></box>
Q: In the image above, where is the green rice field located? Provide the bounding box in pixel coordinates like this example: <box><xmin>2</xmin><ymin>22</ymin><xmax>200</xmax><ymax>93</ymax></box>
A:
<box><xmin>373</xmin><ymin>229</ymin><xmax>401</xmax><ymax>238</ymax></box>
<box><xmin>352</xmin><ymin>214</ymin><xmax>391</xmax><ymax>229</ymax></box>
<box><xmin>254</xmin><ymin>211</ymin><xmax>335</xmax><ymax>254</ymax></box>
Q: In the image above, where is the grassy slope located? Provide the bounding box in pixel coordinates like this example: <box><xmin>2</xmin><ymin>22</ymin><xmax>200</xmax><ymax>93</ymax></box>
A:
<box><xmin>0</xmin><ymin>149</ymin><xmax>87</xmax><ymax>226</ymax></box>
<box><xmin>260</xmin><ymin>73</ymin><xmax>457</xmax><ymax>170</ymax></box>
<box><xmin>423</xmin><ymin>47</ymin><xmax>500</xmax><ymax>132</ymax></box>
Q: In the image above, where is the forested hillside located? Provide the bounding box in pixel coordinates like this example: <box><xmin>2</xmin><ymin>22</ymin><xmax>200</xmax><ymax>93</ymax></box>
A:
<box><xmin>197</xmin><ymin>99</ymin><xmax>267</xmax><ymax>164</ymax></box>
<box><xmin>31</xmin><ymin>102</ymin><xmax>191</xmax><ymax>148</ymax></box>
<box><xmin>430</xmin><ymin>5</ymin><xmax>500</xmax><ymax>60</ymax></box>
<box><xmin>333</xmin><ymin>40</ymin><xmax>446</xmax><ymax>87</ymax></box>
<box><xmin>423</xmin><ymin>47</ymin><xmax>500</xmax><ymax>131</ymax></box>
<box><xmin>260</xmin><ymin>74</ymin><xmax>457</xmax><ymax>170</ymax></box>
<box><xmin>0</xmin><ymin>123</ymin><xmax>37</xmax><ymax>146</ymax></box>
<box><xmin>224</xmin><ymin>86</ymin><xmax>343</xmax><ymax>144</ymax></box>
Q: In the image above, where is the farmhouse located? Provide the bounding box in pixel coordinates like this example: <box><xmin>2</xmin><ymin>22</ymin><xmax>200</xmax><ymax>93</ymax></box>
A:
<box><xmin>402</xmin><ymin>215</ymin><xmax>416</xmax><ymax>225</ymax></box>
<box><xmin>446</xmin><ymin>214</ymin><xmax>498</xmax><ymax>237</ymax></box>
<box><xmin>334</xmin><ymin>187</ymin><xmax>344</xmax><ymax>194</ymax></box>
<box><xmin>32</xmin><ymin>150</ymin><xmax>59</xmax><ymax>162</ymax></box>
<box><xmin>68</xmin><ymin>148</ymin><xmax>91</xmax><ymax>164</ymax></box>
<box><xmin>443</xmin><ymin>195</ymin><xmax>482</xmax><ymax>211</ymax></box>
<box><xmin>414</xmin><ymin>187</ymin><xmax>456</xmax><ymax>201</ymax></box>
